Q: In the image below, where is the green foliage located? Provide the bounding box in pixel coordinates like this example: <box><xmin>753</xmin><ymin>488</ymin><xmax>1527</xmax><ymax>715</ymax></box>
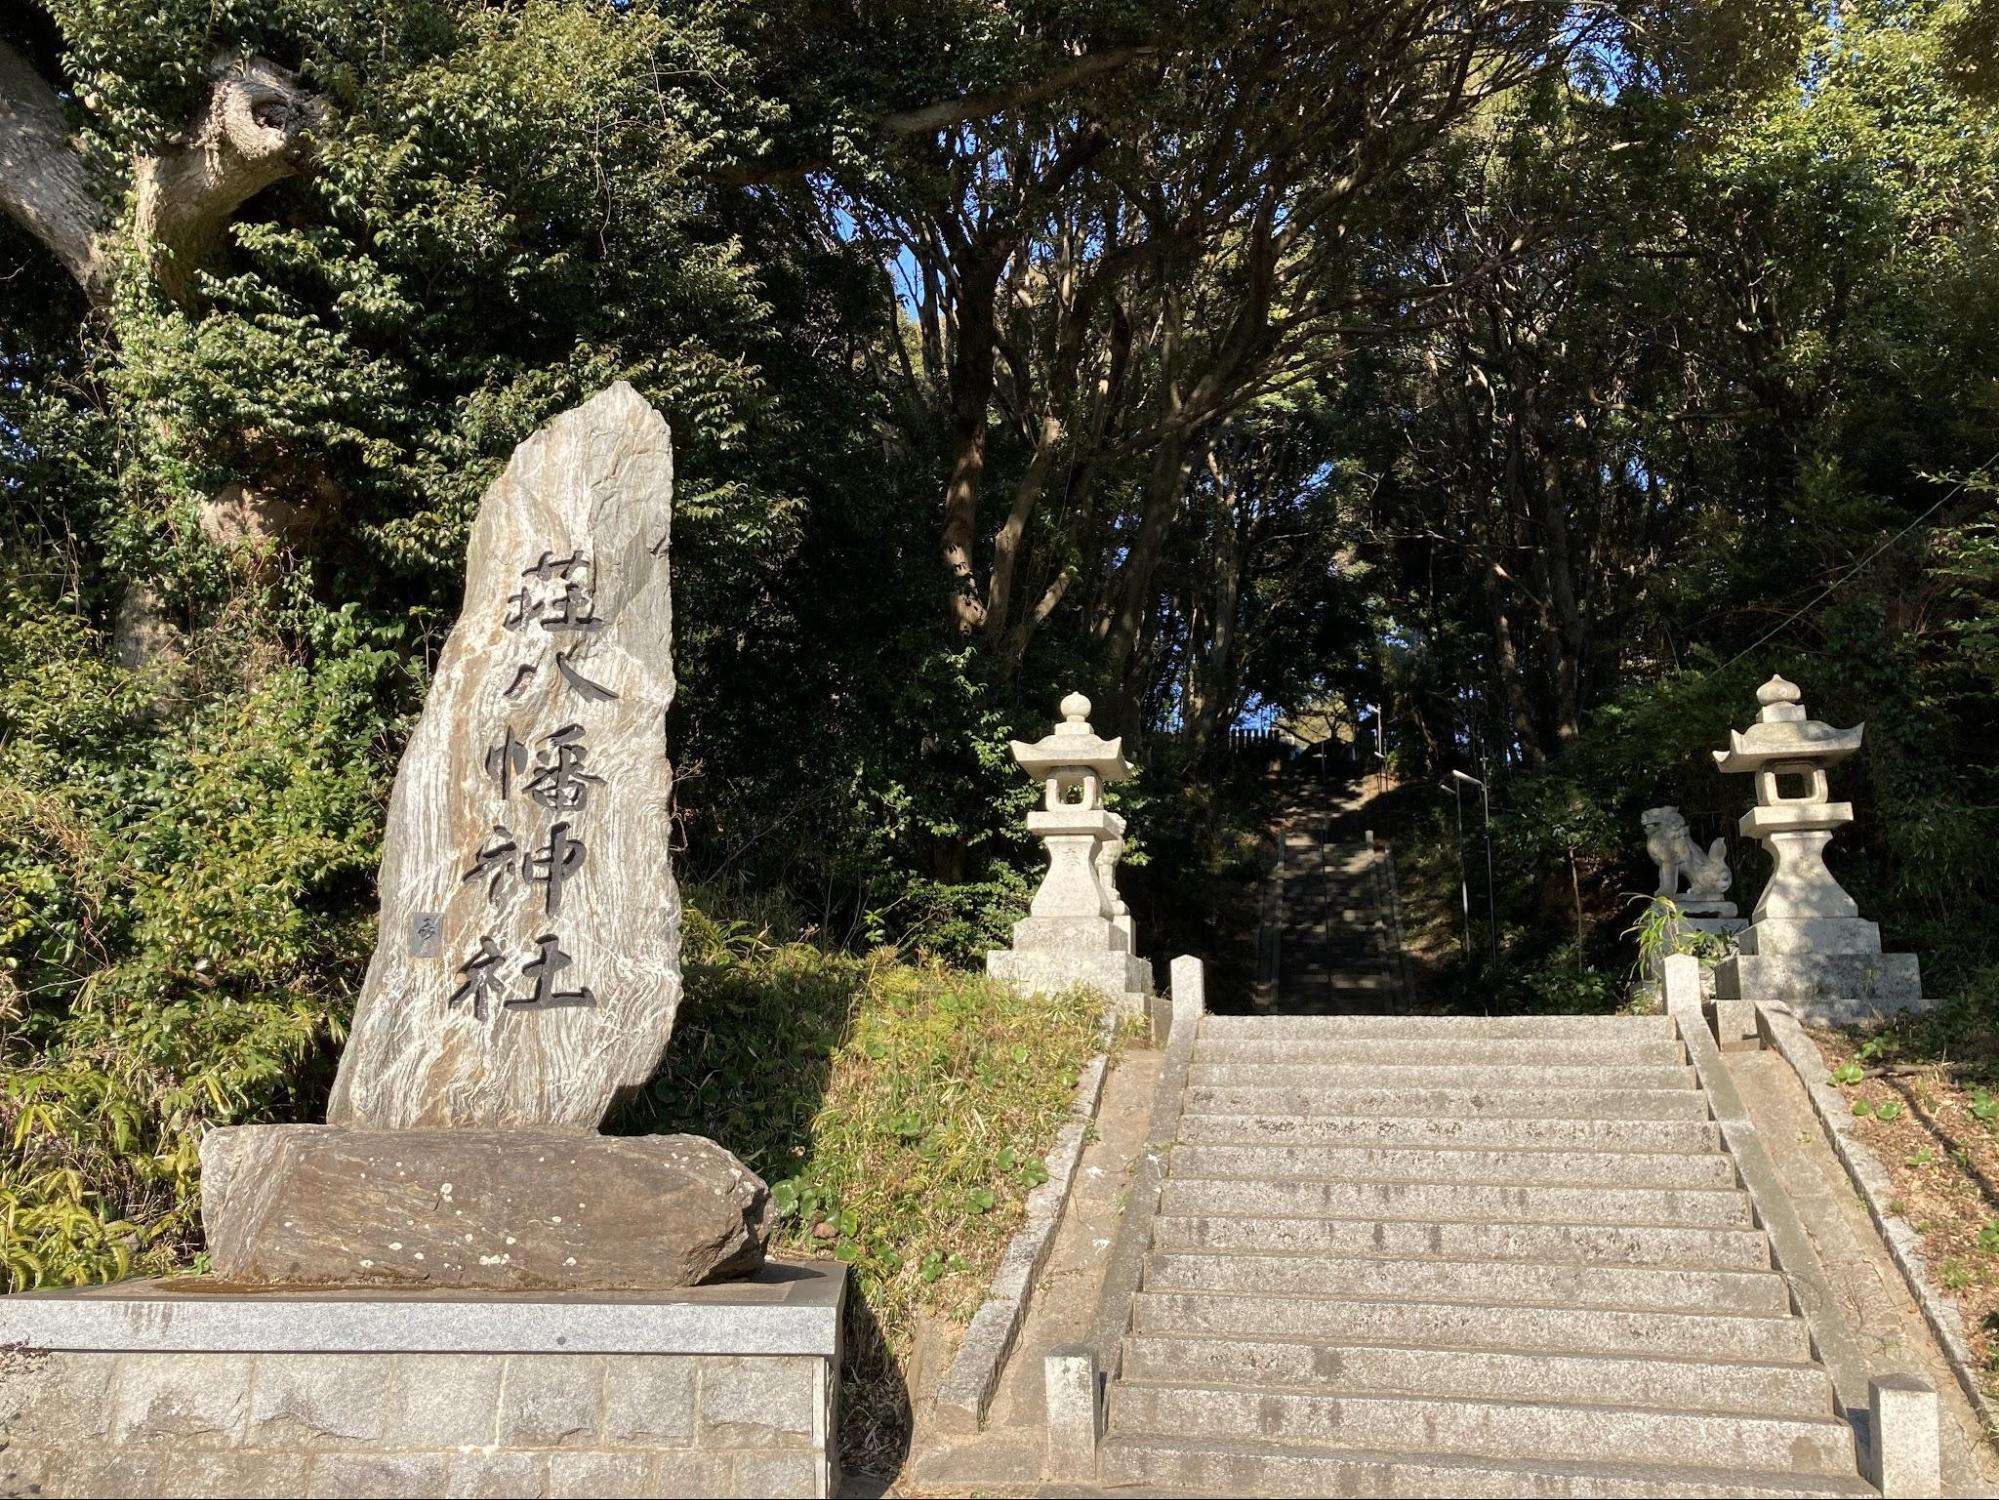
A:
<box><xmin>1626</xmin><ymin>897</ymin><xmax>1730</xmax><ymax>979</ymax></box>
<box><xmin>616</xmin><ymin>887</ymin><xmax>1105</xmax><ymax>1473</ymax></box>
<box><xmin>2</xmin><ymin>0</ymin><xmax>1999</xmax><ymax>1441</ymax></box>
<box><xmin>0</xmin><ymin>583</ymin><xmax>409</xmax><ymax>1290</ymax></box>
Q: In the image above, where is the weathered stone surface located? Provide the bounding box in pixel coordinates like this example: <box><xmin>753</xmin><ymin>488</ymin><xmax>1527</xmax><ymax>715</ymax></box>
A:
<box><xmin>545</xmin><ymin>1450</ymin><xmax>660</xmax><ymax>1500</ymax></box>
<box><xmin>0</xmin><ymin>1287</ymin><xmax>842</xmax><ymax>1499</ymax></box>
<box><xmin>111</xmin><ymin>1350</ymin><xmax>251</xmax><ymax>1445</ymax></box>
<box><xmin>444</xmin><ymin>1450</ymin><xmax>546</xmax><ymax>1500</ymax></box>
<box><xmin>1043</xmin><ymin>1345</ymin><xmax>1102</xmax><ymax>1482</ymax></box>
<box><xmin>0</xmin><ymin>1264</ymin><xmax>845</xmax><ymax>1353</ymax></box>
<box><xmin>328</xmin><ymin>381</ymin><xmax>680</xmax><ymax>1130</ymax></box>
<box><xmin>733</xmin><ymin>1455</ymin><xmax>824</xmax><ymax>1496</ymax></box>
<box><xmin>696</xmin><ymin>1356</ymin><xmax>817</xmax><ymax>1448</ymax></box>
<box><xmin>1641</xmin><ymin>805</ymin><xmax>1733</xmax><ymax>903</ymax></box>
<box><xmin>1709</xmin><ymin>674</ymin><xmax>1931</xmax><ymax>1016</ymax></box>
<box><xmin>200</xmin><ymin>1126</ymin><xmax>771</xmax><ymax>1290</ymax></box>
<box><xmin>495</xmin><ymin>1352</ymin><xmax>606</xmax><ymax>1447</ymax></box>
<box><xmin>603</xmin><ymin>1355</ymin><xmax>697</xmax><ymax>1445</ymax></box>
<box><xmin>247</xmin><ymin>1350</ymin><xmax>390</xmax><ymax>1446</ymax></box>
<box><xmin>165</xmin><ymin>1450</ymin><xmax>313</xmax><ymax>1500</ymax></box>
<box><xmin>304</xmin><ymin>1451</ymin><xmax>449</xmax><ymax>1499</ymax></box>
<box><xmin>385</xmin><ymin>1354</ymin><xmax>503</xmax><ymax>1447</ymax></box>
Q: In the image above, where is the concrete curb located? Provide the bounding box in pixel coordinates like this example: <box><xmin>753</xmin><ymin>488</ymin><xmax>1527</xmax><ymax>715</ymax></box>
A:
<box><xmin>1667</xmin><ymin>989</ymin><xmax>1873</xmax><ymax>1430</ymax></box>
<box><xmin>1088</xmin><ymin>972</ymin><xmax>1203</xmax><ymax>1381</ymax></box>
<box><xmin>1759</xmin><ymin>1001</ymin><xmax>1999</xmax><ymax>1439</ymax></box>
<box><xmin>929</xmin><ymin>1017</ymin><xmax>1115</xmax><ymax>1435</ymax></box>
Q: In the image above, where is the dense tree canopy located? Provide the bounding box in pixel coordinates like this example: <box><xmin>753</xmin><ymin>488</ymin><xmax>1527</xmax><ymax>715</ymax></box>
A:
<box><xmin>1</xmin><ymin>0</ymin><xmax>1996</xmax><ymax>1283</ymax></box>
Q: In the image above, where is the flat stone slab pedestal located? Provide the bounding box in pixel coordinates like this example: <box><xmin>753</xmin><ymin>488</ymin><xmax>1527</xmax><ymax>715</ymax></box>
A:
<box><xmin>0</xmin><ymin>1262</ymin><xmax>844</xmax><ymax>1499</ymax></box>
<box><xmin>200</xmin><ymin>1125</ymin><xmax>771</xmax><ymax>1293</ymax></box>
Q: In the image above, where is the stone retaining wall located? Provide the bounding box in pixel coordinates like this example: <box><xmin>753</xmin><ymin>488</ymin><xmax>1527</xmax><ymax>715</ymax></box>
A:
<box><xmin>0</xmin><ymin>1348</ymin><xmax>826</xmax><ymax>1498</ymax></box>
<box><xmin>0</xmin><ymin>1265</ymin><xmax>843</xmax><ymax>1499</ymax></box>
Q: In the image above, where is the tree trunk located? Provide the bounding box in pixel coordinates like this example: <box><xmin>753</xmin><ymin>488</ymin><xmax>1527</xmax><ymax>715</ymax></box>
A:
<box><xmin>1101</xmin><ymin>424</ymin><xmax>1191</xmax><ymax>715</ymax></box>
<box><xmin>133</xmin><ymin>57</ymin><xmax>327</xmax><ymax>304</ymax></box>
<box><xmin>940</xmin><ymin>256</ymin><xmax>1004</xmax><ymax>634</ymax></box>
<box><xmin>1481</xmin><ymin>557</ymin><xmax>1545</xmax><ymax>767</ymax></box>
<box><xmin>1185</xmin><ymin>443</ymin><xmax>1246</xmax><ymax>760</ymax></box>
<box><xmin>982</xmin><ymin>409</ymin><xmax>1062</xmax><ymax>645</ymax></box>
<box><xmin>0</xmin><ymin>41</ymin><xmax>111</xmax><ymax>299</ymax></box>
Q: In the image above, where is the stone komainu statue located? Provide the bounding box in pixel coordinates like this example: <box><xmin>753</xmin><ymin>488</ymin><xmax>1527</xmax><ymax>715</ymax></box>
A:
<box><xmin>1641</xmin><ymin>805</ymin><xmax>1732</xmax><ymax>901</ymax></box>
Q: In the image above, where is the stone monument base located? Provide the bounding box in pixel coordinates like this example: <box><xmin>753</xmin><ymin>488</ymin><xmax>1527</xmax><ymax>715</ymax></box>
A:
<box><xmin>985</xmin><ymin>947</ymin><xmax>1153</xmax><ymax>1013</ymax></box>
<box><xmin>201</xmin><ymin>1126</ymin><xmax>771</xmax><ymax>1292</ymax></box>
<box><xmin>0</xmin><ymin>1264</ymin><xmax>843</xmax><ymax>1499</ymax></box>
<box><xmin>1714</xmin><ymin>950</ymin><xmax>1930</xmax><ymax>1026</ymax></box>
<box><xmin>1737</xmin><ymin>916</ymin><xmax>1884</xmax><ymax>956</ymax></box>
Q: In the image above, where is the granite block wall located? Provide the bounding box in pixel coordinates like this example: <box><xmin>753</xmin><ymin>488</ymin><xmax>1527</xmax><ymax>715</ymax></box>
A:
<box><xmin>0</xmin><ymin>1346</ymin><xmax>831</xmax><ymax>1499</ymax></box>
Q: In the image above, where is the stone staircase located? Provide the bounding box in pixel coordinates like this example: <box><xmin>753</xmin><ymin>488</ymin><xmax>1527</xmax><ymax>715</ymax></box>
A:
<box><xmin>1096</xmin><ymin>1012</ymin><xmax>1876</xmax><ymax>1497</ymax></box>
<box><xmin>1259</xmin><ymin>829</ymin><xmax>1405</xmax><ymax>1012</ymax></box>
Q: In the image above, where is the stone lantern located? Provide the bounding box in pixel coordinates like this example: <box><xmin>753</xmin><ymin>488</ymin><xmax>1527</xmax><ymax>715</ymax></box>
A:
<box><xmin>986</xmin><ymin>691</ymin><xmax>1154</xmax><ymax>1012</ymax></box>
<box><xmin>1711</xmin><ymin>674</ymin><xmax>1926</xmax><ymax>1022</ymax></box>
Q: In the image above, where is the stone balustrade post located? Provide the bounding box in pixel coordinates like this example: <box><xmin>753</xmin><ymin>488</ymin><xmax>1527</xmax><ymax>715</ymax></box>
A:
<box><xmin>1865</xmin><ymin>1374</ymin><xmax>1940</xmax><ymax>1498</ymax></box>
<box><xmin>1042</xmin><ymin>1345</ymin><xmax>1101</xmax><ymax>1483</ymax></box>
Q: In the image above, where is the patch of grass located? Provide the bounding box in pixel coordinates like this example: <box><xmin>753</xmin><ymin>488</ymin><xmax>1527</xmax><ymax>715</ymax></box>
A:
<box><xmin>1816</xmin><ymin>1011</ymin><xmax>1999</xmax><ymax>1400</ymax></box>
<box><xmin>616</xmin><ymin>887</ymin><xmax>1109</xmax><ymax>1478</ymax></box>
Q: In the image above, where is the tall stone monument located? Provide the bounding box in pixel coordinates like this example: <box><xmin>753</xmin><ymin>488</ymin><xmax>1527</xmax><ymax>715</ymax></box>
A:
<box><xmin>986</xmin><ymin>691</ymin><xmax>1153</xmax><ymax>1012</ymax></box>
<box><xmin>1711</xmin><ymin>674</ymin><xmax>1929</xmax><ymax>1024</ymax></box>
<box><xmin>201</xmin><ymin>382</ymin><xmax>771</xmax><ymax>1291</ymax></box>
<box><xmin>0</xmin><ymin>386</ymin><xmax>843</xmax><ymax>1500</ymax></box>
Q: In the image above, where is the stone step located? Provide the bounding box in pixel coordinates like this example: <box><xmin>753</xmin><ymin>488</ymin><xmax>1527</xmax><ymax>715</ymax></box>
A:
<box><xmin>1157</xmin><ymin>1176</ymin><xmax>1755</xmax><ymax>1227</ymax></box>
<box><xmin>1174</xmin><ymin>1112</ymin><xmax>1721</xmax><ymax>1153</ymax></box>
<box><xmin>1167</xmin><ymin>1143</ymin><xmax>1739</xmax><ymax>1190</ymax></box>
<box><xmin>1181</xmin><ymin>1084</ymin><xmax>1712</xmax><ymax>1121</ymax></box>
<box><xmin>1106</xmin><ymin>1382</ymin><xmax>1855</xmax><ymax>1476</ymax></box>
<box><xmin>1119</xmin><ymin>1335</ymin><xmax>1833</xmax><ymax>1416</ymax></box>
<box><xmin>1143</xmin><ymin>1253</ymin><xmax>1790</xmax><ymax>1316</ymax></box>
<box><xmin>1264</xmin><ymin>971</ymin><xmax>1388</xmax><ymax>991</ymax></box>
<box><xmin>1201</xmin><ymin>1014</ymin><xmax>1676</xmax><ymax>1040</ymax></box>
<box><xmin>1129</xmin><ymin>1291</ymin><xmax>1815</xmax><ymax>1361</ymax></box>
<box><xmin>1150</xmin><ymin>1215</ymin><xmax>1771</xmax><ymax>1269</ymax></box>
<box><xmin>1192</xmin><ymin>1036</ymin><xmax>1687</xmax><ymax>1067</ymax></box>
<box><xmin>1097</xmin><ymin>1434</ymin><xmax>1876</xmax><ymax>1498</ymax></box>
<box><xmin>1187</xmin><ymin>1061</ymin><xmax>1698</xmax><ymax>1091</ymax></box>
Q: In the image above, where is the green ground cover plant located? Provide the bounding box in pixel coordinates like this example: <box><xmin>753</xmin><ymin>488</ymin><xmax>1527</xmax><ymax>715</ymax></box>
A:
<box><xmin>620</xmin><ymin>890</ymin><xmax>1110</xmax><ymax>1475</ymax></box>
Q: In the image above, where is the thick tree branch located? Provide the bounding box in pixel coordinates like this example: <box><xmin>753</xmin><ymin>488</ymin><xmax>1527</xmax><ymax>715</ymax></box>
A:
<box><xmin>0</xmin><ymin>39</ymin><xmax>110</xmax><ymax>300</ymax></box>
<box><xmin>881</xmin><ymin>47</ymin><xmax>1155</xmax><ymax>135</ymax></box>
<box><xmin>136</xmin><ymin>55</ymin><xmax>326</xmax><ymax>303</ymax></box>
<box><xmin>0</xmin><ymin>44</ymin><xmax>323</xmax><ymax>306</ymax></box>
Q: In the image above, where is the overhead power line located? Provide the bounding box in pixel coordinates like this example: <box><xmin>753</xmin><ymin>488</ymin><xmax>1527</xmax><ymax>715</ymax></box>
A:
<box><xmin>1713</xmin><ymin>446</ymin><xmax>1999</xmax><ymax>677</ymax></box>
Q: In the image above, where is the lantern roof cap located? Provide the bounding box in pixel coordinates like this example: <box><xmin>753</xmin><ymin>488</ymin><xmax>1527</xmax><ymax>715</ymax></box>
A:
<box><xmin>1010</xmin><ymin>690</ymin><xmax>1131</xmax><ymax>780</ymax></box>
<box><xmin>1714</xmin><ymin>675</ymin><xmax>1864</xmax><ymax>773</ymax></box>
